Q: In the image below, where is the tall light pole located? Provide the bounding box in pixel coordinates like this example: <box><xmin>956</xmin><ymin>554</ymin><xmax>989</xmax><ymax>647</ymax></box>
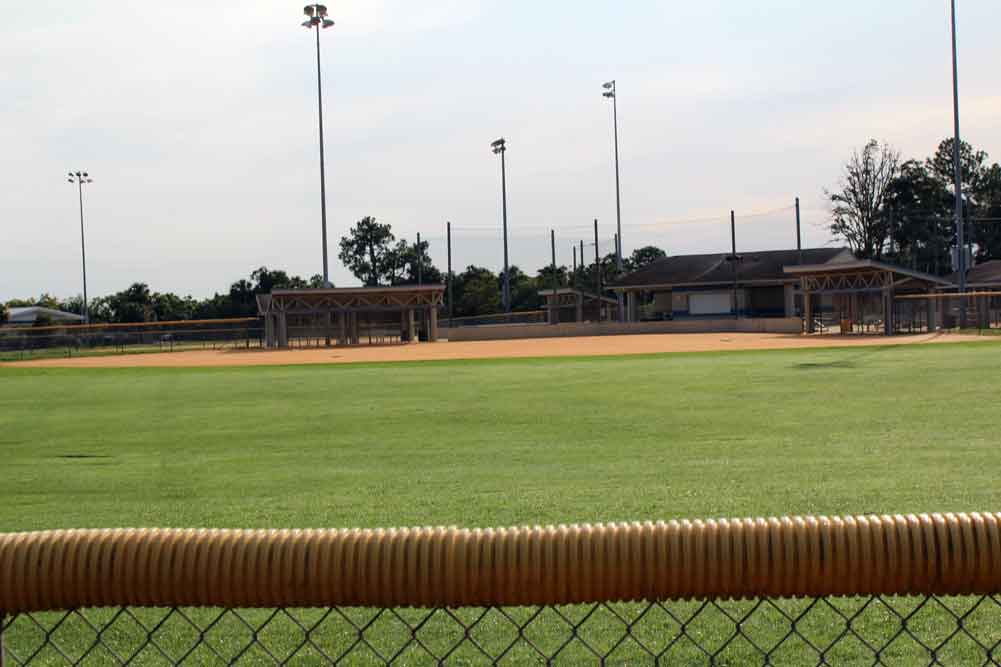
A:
<box><xmin>67</xmin><ymin>171</ymin><xmax>93</xmax><ymax>324</ymax></box>
<box><xmin>302</xmin><ymin>4</ymin><xmax>335</xmax><ymax>287</ymax></box>
<box><xmin>949</xmin><ymin>0</ymin><xmax>967</xmax><ymax>327</ymax></box>
<box><xmin>491</xmin><ymin>137</ymin><xmax>511</xmax><ymax>312</ymax></box>
<box><xmin>603</xmin><ymin>80</ymin><xmax>624</xmax><ymax>321</ymax></box>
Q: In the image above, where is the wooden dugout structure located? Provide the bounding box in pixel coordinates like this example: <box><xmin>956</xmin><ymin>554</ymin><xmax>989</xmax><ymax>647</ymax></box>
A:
<box><xmin>784</xmin><ymin>260</ymin><xmax>954</xmax><ymax>335</ymax></box>
<box><xmin>257</xmin><ymin>286</ymin><xmax>445</xmax><ymax>348</ymax></box>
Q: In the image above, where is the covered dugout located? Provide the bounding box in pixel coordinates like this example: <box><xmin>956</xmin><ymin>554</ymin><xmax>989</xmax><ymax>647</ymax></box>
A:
<box><xmin>257</xmin><ymin>285</ymin><xmax>445</xmax><ymax>348</ymax></box>
<box><xmin>784</xmin><ymin>259</ymin><xmax>954</xmax><ymax>335</ymax></box>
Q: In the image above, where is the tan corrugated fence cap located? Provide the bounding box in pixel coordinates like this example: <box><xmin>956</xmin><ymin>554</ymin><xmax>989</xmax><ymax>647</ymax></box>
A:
<box><xmin>2</xmin><ymin>513</ymin><xmax>1000</xmax><ymax>613</ymax></box>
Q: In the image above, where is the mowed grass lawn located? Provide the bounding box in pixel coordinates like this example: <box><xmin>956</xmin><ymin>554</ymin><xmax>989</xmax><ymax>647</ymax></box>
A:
<box><xmin>3</xmin><ymin>341</ymin><xmax>1001</xmax><ymax>666</ymax></box>
<box><xmin>1</xmin><ymin>341</ymin><xmax>1000</xmax><ymax>531</ymax></box>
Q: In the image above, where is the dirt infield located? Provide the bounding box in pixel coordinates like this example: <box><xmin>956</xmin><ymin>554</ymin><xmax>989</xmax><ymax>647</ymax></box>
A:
<box><xmin>4</xmin><ymin>332</ymin><xmax>992</xmax><ymax>369</ymax></box>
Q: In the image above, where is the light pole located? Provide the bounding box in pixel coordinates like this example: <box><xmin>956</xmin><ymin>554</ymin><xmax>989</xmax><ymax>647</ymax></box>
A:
<box><xmin>949</xmin><ymin>0</ymin><xmax>967</xmax><ymax>327</ymax></box>
<box><xmin>491</xmin><ymin>138</ymin><xmax>511</xmax><ymax>312</ymax></box>
<box><xmin>301</xmin><ymin>4</ymin><xmax>335</xmax><ymax>287</ymax></box>
<box><xmin>603</xmin><ymin>80</ymin><xmax>624</xmax><ymax>321</ymax></box>
<box><xmin>67</xmin><ymin>171</ymin><xmax>93</xmax><ymax>324</ymax></box>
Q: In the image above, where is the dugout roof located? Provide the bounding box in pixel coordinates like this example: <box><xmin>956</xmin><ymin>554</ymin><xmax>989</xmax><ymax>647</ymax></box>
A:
<box><xmin>257</xmin><ymin>285</ymin><xmax>445</xmax><ymax>315</ymax></box>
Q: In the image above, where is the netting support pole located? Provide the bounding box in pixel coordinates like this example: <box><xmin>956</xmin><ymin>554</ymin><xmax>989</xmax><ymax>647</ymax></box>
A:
<box><xmin>446</xmin><ymin>221</ymin><xmax>453</xmax><ymax>329</ymax></box>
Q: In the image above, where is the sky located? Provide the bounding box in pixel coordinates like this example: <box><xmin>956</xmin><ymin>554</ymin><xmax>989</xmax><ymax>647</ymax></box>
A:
<box><xmin>2</xmin><ymin>0</ymin><xmax>999</xmax><ymax>301</ymax></box>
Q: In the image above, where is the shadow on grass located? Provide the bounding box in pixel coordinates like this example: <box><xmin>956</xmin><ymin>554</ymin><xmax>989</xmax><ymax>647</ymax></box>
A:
<box><xmin>791</xmin><ymin>344</ymin><xmax>895</xmax><ymax>370</ymax></box>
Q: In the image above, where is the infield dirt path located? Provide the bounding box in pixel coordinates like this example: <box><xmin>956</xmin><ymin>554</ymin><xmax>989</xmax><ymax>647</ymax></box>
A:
<box><xmin>6</xmin><ymin>332</ymin><xmax>992</xmax><ymax>369</ymax></box>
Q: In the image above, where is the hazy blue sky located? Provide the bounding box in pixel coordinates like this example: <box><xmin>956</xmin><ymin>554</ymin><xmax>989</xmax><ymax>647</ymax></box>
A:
<box><xmin>2</xmin><ymin>1</ymin><xmax>998</xmax><ymax>300</ymax></box>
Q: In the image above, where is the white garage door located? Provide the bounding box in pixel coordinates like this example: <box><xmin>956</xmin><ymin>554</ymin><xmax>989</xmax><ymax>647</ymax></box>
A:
<box><xmin>689</xmin><ymin>292</ymin><xmax>732</xmax><ymax>315</ymax></box>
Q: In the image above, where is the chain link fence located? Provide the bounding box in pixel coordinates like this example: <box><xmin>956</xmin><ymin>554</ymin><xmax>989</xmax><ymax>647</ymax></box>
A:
<box><xmin>0</xmin><ymin>319</ymin><xmax>263</xmax><ymax>362</ymax></box>
<box><xmin>5</xmin><ymin>596</ymin><xmax>1001</xmax><ymax>665</ymax></box>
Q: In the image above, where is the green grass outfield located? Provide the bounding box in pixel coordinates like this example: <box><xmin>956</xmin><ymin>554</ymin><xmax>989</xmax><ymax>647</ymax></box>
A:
<box><xmin>1</xmin><ymin>341</ymin><xmax>1000</xmax><ymax>531</ymax></box>
<box><xmin>2</xmin><ymin>341</ymin><xmax>1001</xmax><ymax>665</ymax></box>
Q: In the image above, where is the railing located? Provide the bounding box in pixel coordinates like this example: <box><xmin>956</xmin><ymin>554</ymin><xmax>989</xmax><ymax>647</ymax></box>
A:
<box><xmin>0</xmin><ymin>319</ymin><xmax>263</xmax><ymax>362</ymax></box>
<box><xmin>444</xmin><ymin>311</ymin><xmax>548</xmax><ymax>328</ymax></box>
<box><xmin>3</xmin><ymin>513</ymin><xmax>1001</xmax><ymax>665</ymax></box>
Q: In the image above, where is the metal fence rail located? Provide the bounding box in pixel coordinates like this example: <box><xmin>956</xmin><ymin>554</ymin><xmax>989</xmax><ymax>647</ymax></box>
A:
<box><xmin>0</xmin><ymin>319</ymin><xmax>263</xmax><ymax>361</ymax></box>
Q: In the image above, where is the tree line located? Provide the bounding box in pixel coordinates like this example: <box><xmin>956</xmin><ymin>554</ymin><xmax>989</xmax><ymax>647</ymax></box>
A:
<box><xmin>827</xmin><ymin>137</ymin><xmax>1001</xmax><ymax>274</ymax></box>
<box><xmin>2</xmin><ymin>219</ymin><xmax>667</xmax><ymax>324</ymax></box>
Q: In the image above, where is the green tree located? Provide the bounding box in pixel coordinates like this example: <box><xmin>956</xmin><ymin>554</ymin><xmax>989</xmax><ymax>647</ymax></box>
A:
<box><xmin>627</xmin><ymin>246</ymin><xmax>667</xmax><ymax>272</ymax></box>
<box><xmin>152</xmin><ymin>292</ymin><xmax>197</xmax><ymax>321</ymax></box>
<box><xmin>536</xmin><ymin>265</ymin><xmax>569</xmax><ymax>291</ymax></box>
<box><xmin>338</xmin><ymin>217</ymin><xmax>396</xmax><ymax>286</ymax></box>
<box><xmin>974</xmin><ymin>164</ymin><xmax>1001</xmax><ymax>261</ymax></box>
<box><xmin>505</xmin><ymin>266</ymin><xmax>540</xmax><ymax>311</ymax></box>
<box><xmin>827</xmin><ymin>140</ymin><xmax>901</xmax><ymax>259</ymax></box>
<box><xmin>389</xmin><ymin>237</ymin><xmax>443</xmax><ymax>286</ymax></box>
<box><xmin>924</xmin><ymin>139</ymin><xmax>1001</xmax><ymax>263</ymax></box>
<box><xmin>452</xmin><ymin>266</ymin><xmax>501</xmax><ymax>317</ymax></box>
<box><xmin>927</xmin><ymin>138</ymin><xmax>992</xmax><ymax>199</ymax></box>
<box><xmin>883</xmin><ymin>160</ymin><xmax>953</xmax><ymax>275</ymax></box>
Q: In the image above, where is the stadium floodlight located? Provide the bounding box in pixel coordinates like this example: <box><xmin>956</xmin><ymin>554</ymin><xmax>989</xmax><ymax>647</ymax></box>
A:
<box><xmin>67</xmin><ymin>170</ymin><xmax>93</xmax><ymax>324</ymax></box>
<box><xmin>602</xmin><ymin>79</ymin><xmax>624</xmax><ymax>320</ymax></box>
<box><xmin>490</xmin><ymin>138</ymin><xmax>510</xmax><ymax>311</ymax></box>
<box><xmin>300</xmin><ymin>4</ymin><xmax>337</xmax><ymax>288</ymax></box>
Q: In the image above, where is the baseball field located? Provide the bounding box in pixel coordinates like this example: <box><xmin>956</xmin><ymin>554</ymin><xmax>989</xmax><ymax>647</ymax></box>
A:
<box><xmin>2</xmin><ymin>334</ymin><xmax>1001</xmax><ymax>664</ymax></box>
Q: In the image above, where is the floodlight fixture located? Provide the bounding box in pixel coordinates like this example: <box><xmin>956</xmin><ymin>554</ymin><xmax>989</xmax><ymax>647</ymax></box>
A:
<box><xmin>300</xmin><ymin>4</ymin><xmax>337</xmax><ymax>286</ymax></box>
<box><xmin>67</xmin><ymin>170</ymin><xmax>93</xmax><ymax>324</ymax></box>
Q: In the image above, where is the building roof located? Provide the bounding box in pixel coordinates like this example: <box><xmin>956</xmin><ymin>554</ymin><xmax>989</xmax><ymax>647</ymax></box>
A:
<box><xmin>949</xmin><ymin>260</ymin><xmax>1001</xmax><ymax>287</ymax></box>
<box><xmin>537</xmin><ymin>288</ymin><xmax>618</xmax><ymax>304</ymax></box>
<box><xmin>614</xmin><ymin>247</ymin><xmax>853</xmax><ymax>290</ymax></box>
<box><xmin>784</xmin><ymin>259</ymin><xmax>955</xmax><ymax>286</ymax></box>
<box><xmin>5</xmin><ymin>306</ymin><xmax>85</xmax><ymax>325</ymax></box>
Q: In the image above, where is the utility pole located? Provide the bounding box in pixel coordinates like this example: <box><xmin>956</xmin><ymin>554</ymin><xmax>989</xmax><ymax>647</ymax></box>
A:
<box><xmin>795</xmin><ymin>197</ymin><xmax>803</xmax><ymax>265</ymax></box>
<box><xmin>594</xmin><ymin>219</ymin><xmax>601</xmax><ymax>321</ymax></box>
<box><xmin>731</xmin><ymin>210</ymin><xmax>739</xmax><ymax>320</ymax></box>
<box><xmin>446</xmin><ymin>222</ymin><xmax>453</xmax><ymax>327</ymax></box>
<box><xmin>417</xmin><ymin>232</ymin><xmax>423</xmax><ymax>286</ymax></box>
<box><xmin>950</xmin><ymin>0</ymin><xmax>967</xmax><ymax>327</ymax></box>
<box><xmin>550</xmin><ymin>229</ymin><xmax>558</xmax><ymax>324</ymax></box>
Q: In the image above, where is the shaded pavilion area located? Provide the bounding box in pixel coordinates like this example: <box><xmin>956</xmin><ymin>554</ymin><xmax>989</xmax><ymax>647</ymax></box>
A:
<box><xmin>784</xmin><ymin>260</ymin><xmax>954</xmax><ymax>334</ymax></box>
<box><xmin>257</xmin><ymin>286</ymin><xmax>445</xmax><ymax>348</ymax></box>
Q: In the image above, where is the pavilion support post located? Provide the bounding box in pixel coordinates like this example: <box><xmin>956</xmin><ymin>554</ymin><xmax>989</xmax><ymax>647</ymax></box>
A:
<box><xmin>400</xmin><ymin>309</ymin><xmax>408</xmax><ymax>342</ymax></box>
<box><xmin>978</xmin><ymin>295</ymin><xmax>989</xmax><ymax>329</ymax></box>
<box><xmin>576</xmin><ymin>293</ymin><xmax>584</xmax><ymax>323</ymax></box>
<box><xmin>277</xmin><ymin>312</ymin><xmax>289</xmax><ymax>348</ymax></box>
<box><xmin>429</xmin><ymin>306</ymin><xmax>439</xmax><ymax>342</ymax></box>
<box><xmin>927</xmin><ymin>293</ymin><xmax>938</xmax><ymax>332</ymax></box>
<box><xmin>337</xmin><ymin>311</ymin><xmax>347</xmax><ymax>345</ymax></box>
<box><xmin>352</xmin><ymin>313</ymin><xmax>361</xmax><ymax>345</ymax></box>
<box><xmin>407</xmin><ymin>309</ymin><xmax>416</xmax><ymax>343</ymax></box>
<box><xmin>804</xmin><ymin>290</ymin><xmax>814</xmax><ymax>333</ymax></box>
<box><xmin>264</xmin><ymin>314</ymin><xmax>275</xmax><ymax>347</ymax></box>
<box><xmin>325</xmin><ymin>311</ymin><xmax>332</xmax><ymax>348</ymax></box>
<box><xmin>783</xmin><ymin>284</ymin><xmax>795</xmax><ymax>318</ymax></box>
<box><xmin>882</xmin><ymin>287</ymin><xmax>893</xmax><ymax>336</ymax></box>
